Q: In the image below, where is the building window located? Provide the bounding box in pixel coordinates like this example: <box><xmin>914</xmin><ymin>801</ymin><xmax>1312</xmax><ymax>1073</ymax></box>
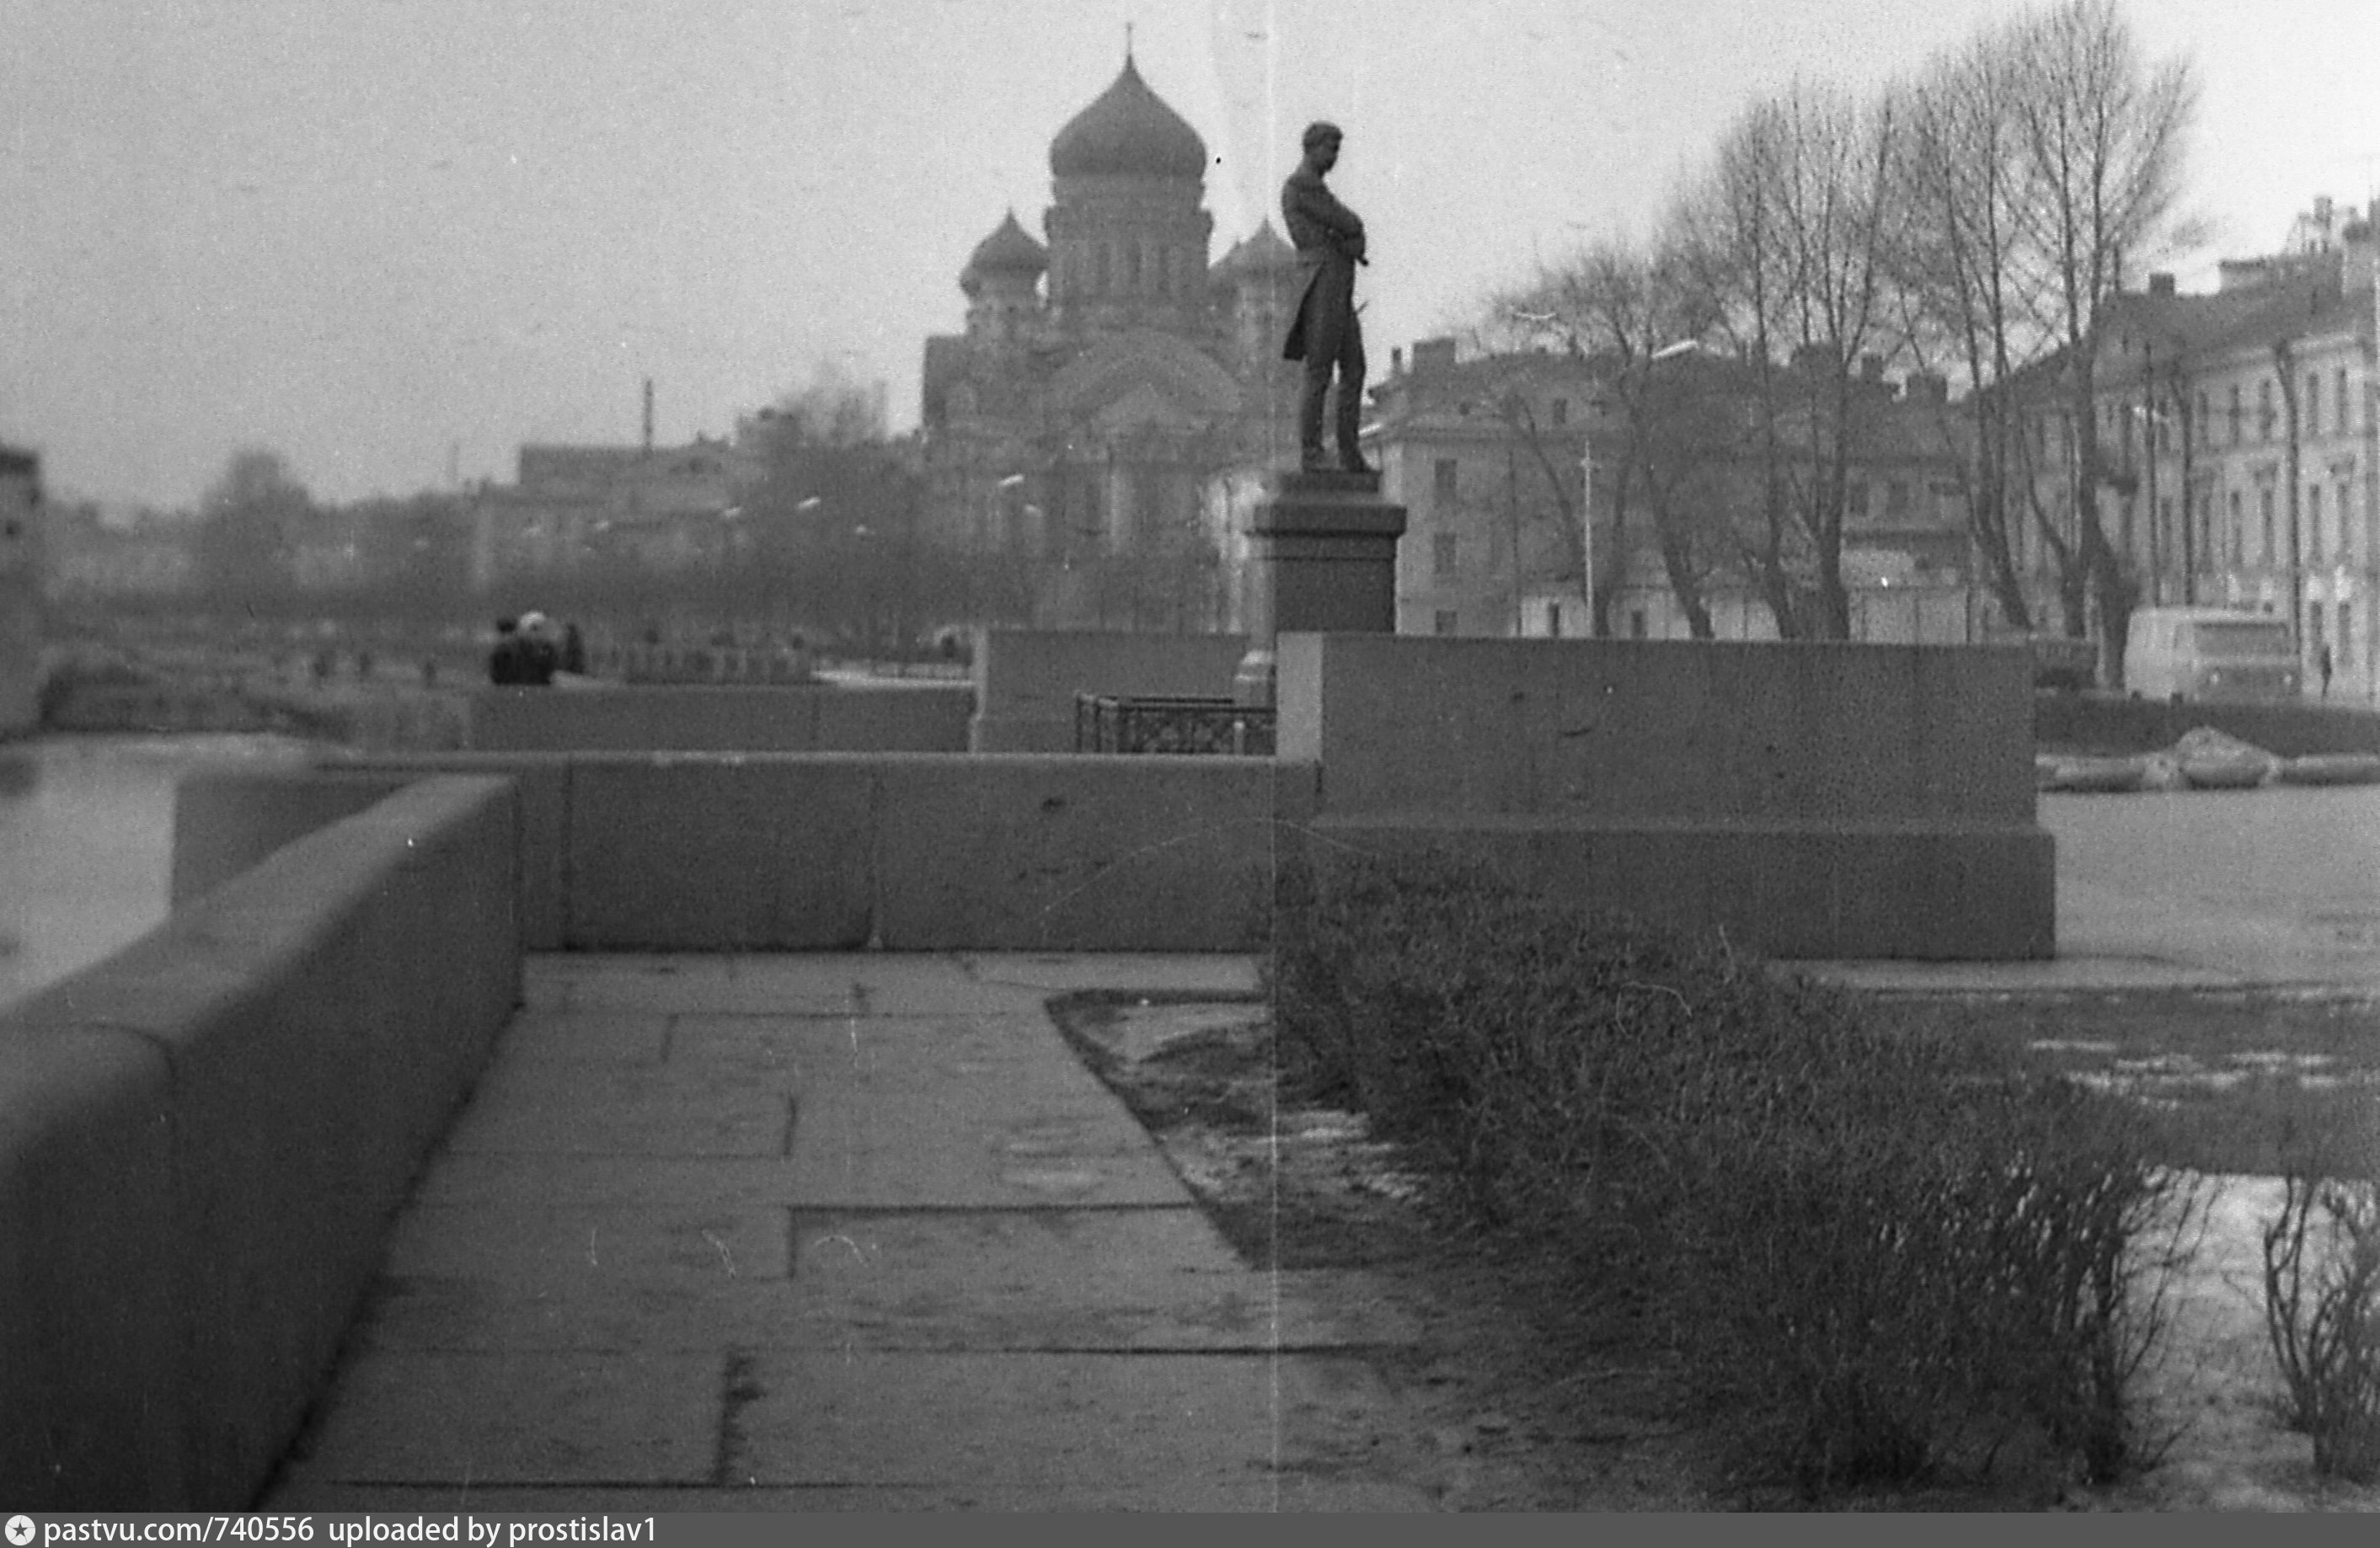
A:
<box><xmin>2341</xmin><ymin>603</ymin><xmax>2356</xmax><ymax>669</ymax></box>
<box><xmin>2120</xmin><ymin>497</ymin><xmax>2134</xmax><ymax>558</ymax></box>
<box><xmin>2196</xmin><ymin>391</ymin><xmax>2210</xmax><ymax>446</ymax></box>
<box><xmin>2228</xmin><ymin>490</ymin><xmax>2243</xmax><ymax>566</ymax></box>
<box><xmin>1433</xmin><ymin>458</ymin><xmax>1458</xmax><ymax>504</ymax></box>
<box><xmin>2308</xmin><ymin>374</ymin><xmax>2321</xmax><ymax>438</ymax></box>
<box><xmin>1431</xmin><ymin>531</ymin><xmax>1457</xmax><ymax>579</ymax></box>
<box><xmin>2340</xmin><ymin>481</ymin><xmax>2356</xmax><ymax>565</ymax></box>
<box><xmin>1885</xmin><ymin>480</ymin><xmax>1909</xmax><ymax>519</ymax></box>
<box><xmin>1629</xmin><ymin>609</ymin><xmax>1649</xmax><ymax>639</ymax></box>
<box><xmin>2260</xmin><ymin>487</ymin><xmax>2275</xmax><ymax>563</ymax></box>
<box><xmin>2309</xmin><ymin>485</ymin><xmax>2324</xmax><ymax>564</ymax></box>
<box><xmin>2229</xmin><ymin>385</ymin><xmax>2243</xmax><ymax>444</ymax></box>
<box><xmin>1551</xmin><ymin>398</ymin><xmax>1569</xmax><ymax>427</ymax></box>
<box><xmin>1433</xmin><ymin>608</ymin><xmax>1459</xmax><ymax>636</ymax></box>
<box><xmin>1547</xmin><ymin>601</ymin><xmax>1564</xmax><ymax>638</ymax></box>
<box><xmin>2259</xmin><ymin>379</ymin><xmax>2275</xmax><ymax>440</ymax></box>
<box><xmin>2339</xmin><ymin>369</ymin><xmax>2351</xmax><ymax>435</ymax></box>
<box><xmin>1846</xmin><ymin>480</ymin><xmax>1868</xmax><ymax>520</ymax></box>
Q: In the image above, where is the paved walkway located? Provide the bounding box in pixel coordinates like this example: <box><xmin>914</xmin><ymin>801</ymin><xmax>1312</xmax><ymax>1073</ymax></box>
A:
<box><xmin>263</xmin><ymin>795</ymin><xmax>2380</xmax><ymax>1512</ymax></box>
<box><xmin>265</xmin><ymin>953</ymin><xmax>1435</xmax><ymax>1512</ymax></box>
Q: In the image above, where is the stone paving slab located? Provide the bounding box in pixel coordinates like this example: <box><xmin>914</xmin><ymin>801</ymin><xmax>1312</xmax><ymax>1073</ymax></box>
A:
<box><xmin>667</xmin><ymin>1012</ymin><xmax>1093</xmax><ymax>1094</ymax></box>
<box><xmin>789</xmin><ymin>1087</ymin><xmax>1186</xmax><ymax>1209</ymax></box>
<box><xmin>351</xmin><ymin>1246</ymin><xmax>1409</xmax><ymax>1358</ymax></box>
<box><xmin>439</xmin><ymin>1070</ymin><xmax>793</xmax><ymax>1158</ymax></box>
<box><xmin>955</xmin><ymin>953</ymin><xmax>1265</xmax><ymax>1000</ymax></box>
<box><xmin>725</xmin><ymin>1351</ymin><xmax>1415</xmax><ymax>1490</ymax></box>
<box><xmin>495</xmin><ymin>1010</ymin><xmax>672</xmax><ymax>1068</ymax></box>
<box><xmin>266</xmin><ymin>952</ymin><xmax>1442</xmax><ymax>1513</ymax></box>
<box><xmin>280</xmin><ymin>1349</ymin><xmax>724</xmax><ymax>1487</ymax></box>
<box><xmin>413</xmin><ymin>1155</ymin><xmax>1191</xmax><ymax>1211</ymax></box>
<box><xmin>380</xmin><ymin>1203</ymin><xmax>791</xmax><ymax>1284</ymax></box>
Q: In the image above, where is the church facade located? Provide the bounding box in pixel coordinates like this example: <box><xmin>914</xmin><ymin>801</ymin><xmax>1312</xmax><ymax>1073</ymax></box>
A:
<box><xmin>920</xmin><ymin>56</ymin><xmax>1302</xmax><ymax>631</ymax></box>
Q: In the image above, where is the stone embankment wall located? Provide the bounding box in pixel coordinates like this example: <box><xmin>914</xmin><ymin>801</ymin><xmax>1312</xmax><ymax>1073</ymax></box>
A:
<box><xmin>468</xmin><ymin>682</ymin><xmax>974</xmax><ymax>752</ymax></box>
<box><xmin>970</xmin><ymin>629</ymin><xmax>1250</xmax><ymax>752</ymax></box>
<box><xmin>0</xmin><ymin>777</ymin><xmax>521</xmax><ymax>1508</ymax></box>
<box><xmin>2036</xmin><ymin>693</ymin><xmax>2380</xmax><ymax>757</ymax></box>
<box><xmin>1281</xmin><ymin>635</ymin><xmax>2053</xmax><ymax>959</ymax></box>
<box><xmin>179</xmin><ymin>753</ymin><xmax>1309</xmax><ymax>953</ymax></box>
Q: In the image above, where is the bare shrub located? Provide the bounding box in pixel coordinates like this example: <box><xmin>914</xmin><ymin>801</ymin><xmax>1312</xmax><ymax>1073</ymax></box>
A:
<box><xmin>1269</xmin><ymin>849</ymin><xmax>2184</xmax><ymax>1495</ymax></box>
<box><xmin>2263</xmin><ymin>1166</ymin><xmax>2380</xmax><ymax>1481</ymax></box>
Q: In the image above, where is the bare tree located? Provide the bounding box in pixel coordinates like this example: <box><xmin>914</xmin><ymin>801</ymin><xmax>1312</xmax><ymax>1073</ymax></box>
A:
<box><xmin>1894</xmin><ymin>33</ymin><xmax>2062</xmax><ymax>634</ymax></box>
<box><xmin>1495</xmin><ymin>237</ymin><xmax>1739</xmax><ymax>637</ymax></box>
<box><xmin>2004</xmin><ymin>0</ymin><xmax>2200</xmax><ymax>681</ymax></box>
<box><xmin>1678</xmin><ymin>83</ymin><xmax>1903</xmax><ymax>639</ymax></box>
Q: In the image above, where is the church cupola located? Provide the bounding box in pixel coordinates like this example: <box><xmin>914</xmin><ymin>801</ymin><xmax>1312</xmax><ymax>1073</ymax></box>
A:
<box><xmin>960</xmin><ymin>209</ymin><xmax>1048</xmax><ymax>343</ymax></box>
<box><xmin>1043</xmin><ymin>55</ymin><xmax>1213</xmax><ymax>338</ymax></box>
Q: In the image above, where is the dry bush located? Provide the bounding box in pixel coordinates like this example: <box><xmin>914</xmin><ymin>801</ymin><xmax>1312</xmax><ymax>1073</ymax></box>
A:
<box><xmin>2264</xmin><ymin>1154</ymin><xmax>2380</xmax><ymax>1482</ymax></box>
<box><xmin>1269</xmin><ymin>849</ymin><xmax>2183</xmax><ymax>1495</ymax></box>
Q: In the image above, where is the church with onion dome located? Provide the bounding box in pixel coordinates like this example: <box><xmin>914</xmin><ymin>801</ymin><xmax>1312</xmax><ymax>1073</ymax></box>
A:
<box><xmin>920</xmin><ymin>53</ymin><xmax>1305</xmax><ymax>631</ymax></box>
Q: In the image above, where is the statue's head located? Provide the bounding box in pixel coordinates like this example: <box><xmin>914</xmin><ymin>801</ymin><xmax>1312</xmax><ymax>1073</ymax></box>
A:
<box><xmin>1301</xmin><ymin>121</ymin><xmax>1342</xmax><ymax>169</ymax></box>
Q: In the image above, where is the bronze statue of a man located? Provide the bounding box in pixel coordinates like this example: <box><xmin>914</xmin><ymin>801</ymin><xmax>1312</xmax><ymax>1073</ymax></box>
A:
<box><xmin>1281</xmin><ymin>120</ymin><xmax>1371</xmax><ymax>473</ymax></box>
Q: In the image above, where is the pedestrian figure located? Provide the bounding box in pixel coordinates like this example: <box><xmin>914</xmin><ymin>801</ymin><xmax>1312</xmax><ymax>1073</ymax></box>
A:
<box><xmin>488</xmin><ymin>617</ymin><xmax>529</xmax><ymax>686</ymax></box>
<box><xmin>516</xmin><ymin>612</ymin><xmax>559</xmax><ymax>686</ymax></box>
<box><xmin>1281</xmin><ymin>121</ymin><xmax>1372</xmax><ymax>473</ymax></box>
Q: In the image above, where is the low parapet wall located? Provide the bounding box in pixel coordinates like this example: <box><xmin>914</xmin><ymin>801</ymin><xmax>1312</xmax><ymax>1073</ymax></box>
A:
<box><xmin>186</xmin><ymin>752</ymin><xmax>1313</xmax><ymax>953</ymax></box>
<box><xmin>971</xmin><ymin>629</ymin><xmax>1250</xmax><ymax>752</ymax></box>
<box><xmin>0</xmin><ymin>776</ymin><xmax>521</xmax><ymax>1507</ymax></box>
<box><xmin>468</xmin><ymin>682</ymin><xmax>974</xmax><ymax>753</ymax></box>
<box><xmin>2035</xmin><ymin>692</ymin><xmax>2380</xmax><ymax>757</ymax></box>
<box><xmin>1280</xmin><ymin>634</ymin><xmax>2052</xmax><ymax>959</ymax></box>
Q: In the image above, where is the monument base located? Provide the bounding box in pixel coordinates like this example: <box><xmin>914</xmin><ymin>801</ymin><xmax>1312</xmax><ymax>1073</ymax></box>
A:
<box><xmin>1234</xmin><ymin>468</ymin><xmax>1407</xmax><ymax>707</ymax></box>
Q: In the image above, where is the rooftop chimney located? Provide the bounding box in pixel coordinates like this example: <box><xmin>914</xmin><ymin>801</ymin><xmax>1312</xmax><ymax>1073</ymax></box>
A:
<box><xmin>1410</xmin><ymin>337</ymin><xmax>1458</xmax><ymax>376</ymax></box>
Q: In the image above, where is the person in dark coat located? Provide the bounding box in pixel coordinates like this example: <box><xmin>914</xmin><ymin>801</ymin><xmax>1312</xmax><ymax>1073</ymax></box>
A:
<box><xmin>487</xmin><ymin>617</ymin><xmax>528</xmax><ymax>685</ymax></box>
<box><xmin>1281</xmin><ymin>120</ymin><xmax>1371</xmax><ymax>473</ymax></box>
<box><xmin>516</xmin><ymin>612</ymin><xmax>559</xmax><ymax>686</ymax></box>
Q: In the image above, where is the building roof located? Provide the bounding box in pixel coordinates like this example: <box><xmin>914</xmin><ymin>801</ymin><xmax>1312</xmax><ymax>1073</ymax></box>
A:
<box><xmin>1048</xmin><ymin>56</ymin><xmax>1206</xmax><ymax>181</ymax></box>
<box><xmin>964</xmin><ymin>210</ymin><xmax>1048</xmax><ymax>283</ymax></box>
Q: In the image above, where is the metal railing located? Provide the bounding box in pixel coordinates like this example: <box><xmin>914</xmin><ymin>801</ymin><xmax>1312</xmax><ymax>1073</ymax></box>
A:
<box><xmin>1073</xmin><ymin>693</ymin><xmax>1276</xmax><ymax>755</ymax></box>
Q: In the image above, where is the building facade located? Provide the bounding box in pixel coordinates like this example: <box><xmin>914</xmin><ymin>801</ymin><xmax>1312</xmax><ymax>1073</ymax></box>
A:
<box><xmin>1362</xmin><ymin>339</ymin><xmax>1979</xmax><ymax>643</ymax></box>
<box><xmin>465</xmin><ymin>433</ymin><xmax>761</xmax><ymax>590</ymax></box>
<box><xmin>2006</xmin><ymin>197</ymin><xmax>2380</xmax><ymax>697</ymax></box>
<box><xmin>919</xmin><ymin>55</ymin><xmax>1302</xmax><ymax>632</ymax></box>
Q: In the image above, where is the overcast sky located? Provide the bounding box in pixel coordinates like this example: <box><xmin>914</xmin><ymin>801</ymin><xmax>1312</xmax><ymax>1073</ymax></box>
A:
<box><xmin>6</xmin><ymin>0</ymin><xmax>2377</xmax><ymax>510</ymax></box>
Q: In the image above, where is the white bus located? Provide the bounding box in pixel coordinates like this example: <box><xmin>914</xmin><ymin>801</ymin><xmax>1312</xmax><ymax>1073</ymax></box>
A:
<box><xmin>2123</xmin><ymin>606</ymin><xmax>2299</xmax><ymax>702</ymax></box>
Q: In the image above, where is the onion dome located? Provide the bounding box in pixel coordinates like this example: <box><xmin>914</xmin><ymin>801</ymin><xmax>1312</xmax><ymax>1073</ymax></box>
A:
<box><xmin>1048</xmin><ymin>56</ymin><xmax>1206</xmax><ymax>180</ymax></box>
<box><xmin>961</xmin><ymin>210</ymin><xmax>1048</xmax><ymax>294</ymax></box>
<box><xmin>1214</xmin><ymin>220</ymin><xmax>1297</xmax><ymax>280</ymax></box>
